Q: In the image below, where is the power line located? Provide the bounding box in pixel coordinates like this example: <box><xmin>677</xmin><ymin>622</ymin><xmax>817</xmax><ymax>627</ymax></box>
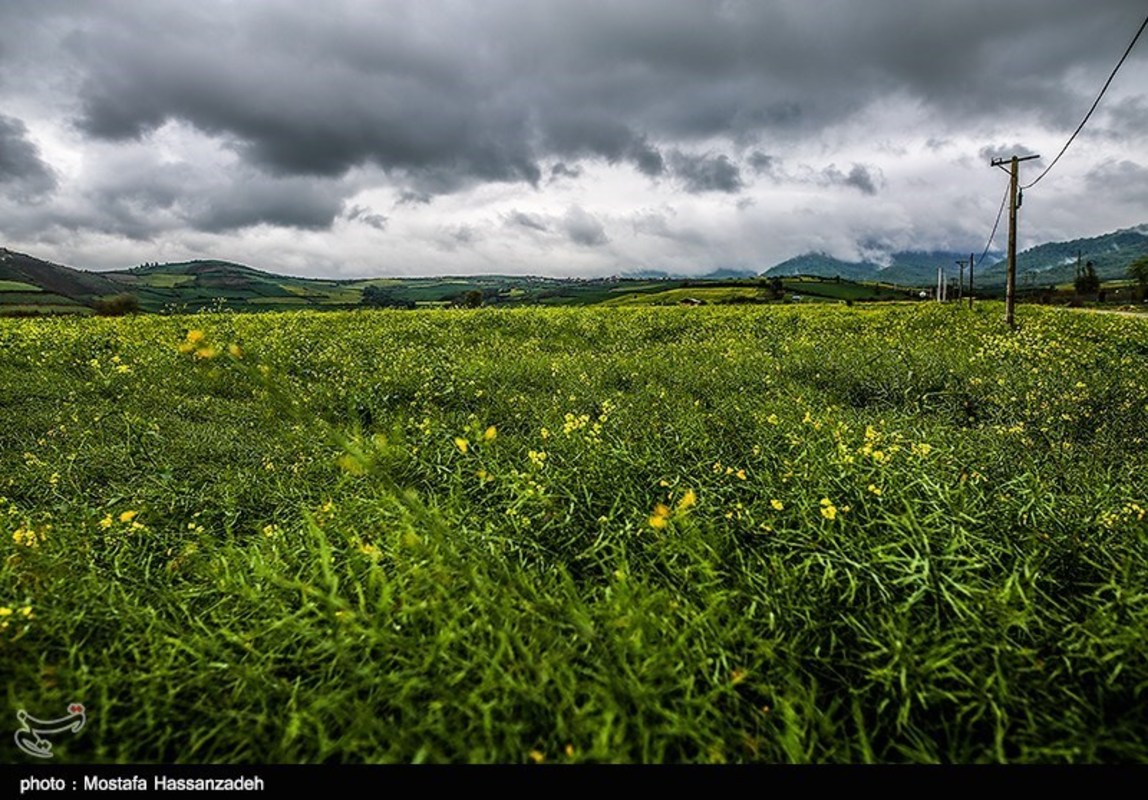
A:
<box><xmin>1022</xmin><ymin>13</ymin><xmax>1148</xmax><ymax>190</ymax></box>
<box><xmin>976</xmin><ymin>179</ymin><xmax>1010</xmax><ymax>269</ymax></box>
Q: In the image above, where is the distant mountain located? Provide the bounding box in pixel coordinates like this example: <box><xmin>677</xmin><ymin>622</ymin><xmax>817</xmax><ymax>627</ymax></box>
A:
<box><xmin>764</xmin><ymin>253</ymin><xmax>878</xmax><ymax>282</ymax></box>
<box><xmin>762</xmin><ymin>225</ymin><xmax>1148</xmax><ymax>287</ymax></box>
<box><xmin>699</xmin><ymin>267</ymin><xmax>758</xmax><ymax>279</ymax></box>
<box><xmin>620</xmin><ymin>268</ymin><xmax>672</xmax><ymax>280</ymax></box>
<box><xmin>977</xmin><ymin>225</ymin><xmax>1148</xmax><ymax>286</ymax></box>
<box><xmin>763</xmin><ymin>250</ymin><xmax>991</xmax><ymax>285</ymax></box>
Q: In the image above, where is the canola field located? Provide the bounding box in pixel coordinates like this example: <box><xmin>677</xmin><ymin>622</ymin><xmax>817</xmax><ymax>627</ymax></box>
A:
<box><xmin>1</xmin><ymin>302</ymin><xmax>1147</xmax><ymax>763</ymax></box>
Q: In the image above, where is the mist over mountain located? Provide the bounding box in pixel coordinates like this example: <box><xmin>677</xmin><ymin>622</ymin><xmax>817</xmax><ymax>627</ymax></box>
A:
<box><xmin>762</xmin><ymin>225</ymin><xmax>1148</xmax><ymax>286</ymax></box>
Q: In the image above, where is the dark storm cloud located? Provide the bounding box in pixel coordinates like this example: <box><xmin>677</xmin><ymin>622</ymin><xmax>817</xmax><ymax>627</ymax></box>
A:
<box><xmin>563</xmin><ymin>206</ymin><xmax>608</xmax><ymax>247</ymax></box>
<box><xmin>670</xmin><ymin>151</ymin><xmax>743</xmax><ymax>194</ymax></box>
<box><xmin>0</xmin><ymin>0</ymin><xmax>1146</xmax><ymax>270</ymax></box>
<box><xmin>189</xmin><ymin>177</ymin><xmax>347</xmax><ymax>233</ymax></box>
<box><xmin>26</xmin><ymin>0</ymin><xmax>1138</xmax><ymax>201</ymax></box>
<box><xmin>0</xmin><ymin>114</ymin><xmax>56</xmax><ymax>200</ymax></box>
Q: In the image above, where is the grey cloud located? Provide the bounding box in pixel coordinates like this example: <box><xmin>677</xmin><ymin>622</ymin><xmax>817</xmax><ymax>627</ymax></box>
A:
<box><xmin>670</xmin><ymin>151</ymin><xmax>743</xmax><ymax>194</ymax></box>
<box><xmin>507</xmin><ymin>210</ymin><xmax>550</xmax><ymax>232</ymax></box>
<box><xmin>0</xmin><ymin>114</ymin><xmax>56</xmax><ymax>200</ymax></box>
<box><xmin>189</xmin><ymin>177</ymin><xmax>346</xmax><ymax>233</ymax></box>
<box><xmin>819</xmin><ymin>163</ymin><xmax>884</xmax><ymax>195</ymax></box>
<box><xmin>844</xmin><ymin>164</ymin><xmax>881</xmax><ymax>196</ymax></box>
<box><xmin>10</xmin><ymin>1</ymin><xmax>1144</xmax><ymax>200</ymax></box>
<box><xmin>346</xmin><ymin>205</ymin><xmax>387</xmax><ymax>231</ymax></box>
<box><xmin>0</xmin><ymin>0</ymin><xmax>1146</xmax><ymax>271</ymax></box>
<box><xmin>435</xmin><ymin>224</ymin><xmax>480</xmax><ymax>252</ymax></box>
<box><xmin>396</xmin><ymin>190</ymin><xmax>433</xmax><ymax>206</ymax></box>
<box><xmin>1084</xmin><ymin>159</ymin><xmax>1148</xmax><ymax>204</ymax></box>
<box><xmin>55</xmin><ymin>152</ymin><xmax>353</xmax><ymax>239</ymax></box>
<box><xmin>632</xmin><ymin>209</ymin><xmax>709</xmax><ymax>247</ymax></box>
<box><xmin>550</xmin><ymin>162</ymin><xmax>583</xmax><ymax>180</ymax></box>
<box><xmin>749</xmin><ymin>151</ymin><xmax>780</xmax><ymax>176</ymax></box>
<box><xmin>564</xmin><ymin>206</ymin><xmax>608</xmax><ymax>246</ymax></box>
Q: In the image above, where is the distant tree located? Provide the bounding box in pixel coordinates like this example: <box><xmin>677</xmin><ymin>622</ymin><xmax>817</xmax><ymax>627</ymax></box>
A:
<box><xmin>461</xmin><ymin>289</ymin><xmax>483</xmax><ymax>308</ymax></box>
<box><xmin>769</xmin><ymin>276</ymin><xmax>785</xmax><ymax>299</ymax></box>
<box><xmin>1129</xmin><ymin>256</ymin><xmax>1148</xmax><ymax>301</ymax></box>
<box><xmin>361</xmin><ymin>285</ymin><xmax>414</xmax><ymax>309</ymax></box>
<box><xmin>93</xmin><ymin>293</ymin><xmax>140</xmax><ymax>316</ymax></box>
<box><xmin>1074</xmin><ymin>260</ymin><xmax>1100</xmax><ymax>296</ymax></box>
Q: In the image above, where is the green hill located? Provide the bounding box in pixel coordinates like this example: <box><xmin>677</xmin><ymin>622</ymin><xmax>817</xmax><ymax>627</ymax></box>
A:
<box><xmin>0</xmin><ymin>248</ymin><xmax>119</xmax><ymax>312</ymax></box>
<box><xmin>977</xmin><ymin>225</ymin><xmax>1148</xmax><ymax>286</ymax></box>
<box><xmin>763</xmin><ymin>250</ymin><xmax>994</xmax><ymax>287</ymax></box>
<box><xmin>3</xmin><ymin>222</ymin><xmax>1146</xmax><ymax>315</ymax></box>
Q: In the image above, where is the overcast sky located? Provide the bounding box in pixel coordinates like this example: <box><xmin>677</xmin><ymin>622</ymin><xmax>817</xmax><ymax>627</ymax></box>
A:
<box><xmin>1</xmin><ymin>0</ymin><xmax>1146</xmax><ymax>277</ymax></box>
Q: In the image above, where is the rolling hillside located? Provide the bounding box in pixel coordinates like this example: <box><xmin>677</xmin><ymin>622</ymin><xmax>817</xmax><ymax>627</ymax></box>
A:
<box><xmin>975</xmin><ymin>225</ymin><xmax>1148</xmax><ymax>286</ymax></box>
<box><xmin>3</xmin><ymin>222</ymin><xmax>1146</xmax><ymax>315</ymax></box>
<box><xmin>764</xmin><ymin>226</ymin><xmax>1148</xmax><ymax>288</ymax></box>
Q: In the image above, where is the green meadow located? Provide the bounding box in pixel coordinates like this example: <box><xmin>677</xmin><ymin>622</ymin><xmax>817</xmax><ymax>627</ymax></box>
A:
<box><xmin>1</xmin><ymin>302</ymin><xmax>1146</xmax><ymax>762</ymax></box>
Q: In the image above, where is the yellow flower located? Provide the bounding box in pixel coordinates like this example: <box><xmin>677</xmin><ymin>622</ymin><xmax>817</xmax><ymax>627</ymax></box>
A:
<box><xmin>119</xmin><ymin>510</ymin><xmax>138</xmax><ymax>523</ymax></box>
<box><xmin>677</xmin><ymin>489</ymin><xmax>697</xmax><ymax>511</ymax></box>
<box><xmin>454</xmin><ymin>437</ymin><xmax>469</xmax><ymax>454</ymax></box>
<box><xmin>649</xmin><ymin>502</ymin><xmax>672</xmax><ymax>529</ymax></box>
<box><xmin>194</xmin><ymin>346</ymin><xmax>220</xmax><ymax>360</ymax></box>
<box><xmin>227</xmin><ymin>343</ymin><xmax>244</xmax><ymax>359</ymax></box>
<box><xmin>867</xmin><ymin>484</ymin><xmax>883</xmax><ymax>496</ymax></box>
<box><xmin>186</xmin><ymin>330</ymin><xmax>205</xmax><ymax>344</ymax></box>
<box><xmin>0</xmin><ymin>607</ymin><xmax>12</xmax><ymax>617</ymax></box>
<box><xmin>359</xmin><ymin>543</ymin><xmax>382</xmax><ymax>560</ymax></box>
<box><xmin>483</xmin><ymin>425</ymin><xmax>497</xmax><ymax>441</ymax></box>
<box><xmin>529</xmin><ymin>750</ymin><xmax>545</xmax><ymax>764</ymax></box>
<box><xmin>19</xmin><ymin>605</ymin><xmax>32</xmax><ymax>618</ymax></box>
<box><xmin>770</xmin><ymin>499</ymin><xmax>784</xmax><ymax>511</ymax></box>
<box><xmin>99</xmin><ymin>515</ymin><xmax>114</xmax><ymax>529</ymax></box>
<box><xmin>735</xmin><ymin>469</ymin><xmax>747</xmax><ymax>481</ymax></box>
<box><xmin>767</xmin><ymin>414</ymin><xmax>780</xmax><ymax>425</ymax></box>
<box><xmin>820</xmin><ymin>499</ymin><xmax>838</xmax><ymax>521</ymax></box>
<box><xmin>13</xmin><ymin>526</ymin><xmax>46</xmax><ymax>547</ymax></box>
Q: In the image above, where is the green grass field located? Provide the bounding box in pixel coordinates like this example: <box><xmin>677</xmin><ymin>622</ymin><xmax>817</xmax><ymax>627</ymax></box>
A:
<box><xmin>1</xmin><ymin>302</ymin><xmax>1147</xmax><ymax>763</ymax></box>
<box><xmin>0</xmin><ymin>280</ymin><xmax>42</xmax><ymax>292</ymax></box>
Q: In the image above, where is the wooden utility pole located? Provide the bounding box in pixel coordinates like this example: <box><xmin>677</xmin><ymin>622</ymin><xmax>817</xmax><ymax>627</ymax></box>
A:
<box><xmin>967</xmin><ymin>252</ymin><xmax>974</xmax><ymax>309</ymax></box>
<box><xmin>955</xmin><ymin>259</ymin><xmax>965</xmax><ymax>300</ymax></box>
<box><xmin>991</xmin><ymin>154</ymin><xmax>1040</xmax><ymax>328</ymax></box>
